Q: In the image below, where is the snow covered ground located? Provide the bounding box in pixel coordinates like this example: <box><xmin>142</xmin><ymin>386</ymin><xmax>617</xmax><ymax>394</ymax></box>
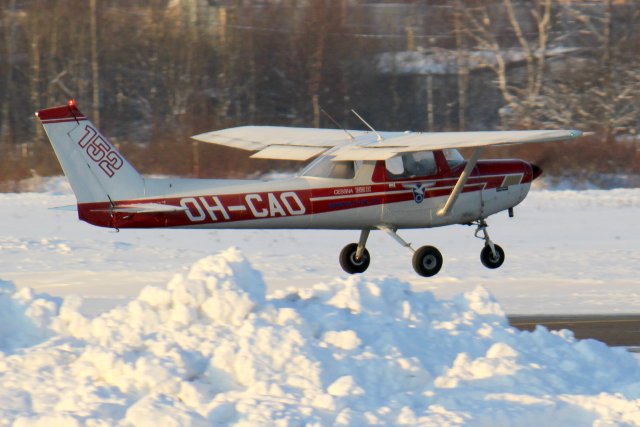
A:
<box><xmin>1</xmin><ymin>178</ymin><xmax>640</xmax><ymax>425</ymax></box>
<box><xmin>2</xmin><ymin>249</ymin><xmax>640</xmax><ymax>426</ymax></box>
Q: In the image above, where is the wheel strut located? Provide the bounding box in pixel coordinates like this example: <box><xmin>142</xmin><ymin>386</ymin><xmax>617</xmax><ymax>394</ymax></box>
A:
<box><xmin>377</xmin><ymin>226</ymin><xmax>442</xmax><ymax>277</ymax></box>
<box><xmin>474</xmin><ymin>219</ymin><xmax>497</xmax><ymax>258</ymax></box>
<box><xmin>355</xmin><ymin>229</ymin><xmax>370</xmax><ymax>261</ymax></box>
<box><xmin>473</xmin><ymin>219</ymin><xmax>506</xmax><ymax>269</ymax></box>
<box><xmin>377</xmin><ymin>226</ymin><xmax>415</xmax><ymax>254</ymax></box>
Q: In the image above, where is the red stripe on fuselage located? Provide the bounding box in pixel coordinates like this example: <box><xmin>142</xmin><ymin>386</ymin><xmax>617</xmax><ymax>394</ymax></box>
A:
<box><xmin>77</xmin><ymin>159</ymin><xmax>533</xmax><ymax>228</ymax></box>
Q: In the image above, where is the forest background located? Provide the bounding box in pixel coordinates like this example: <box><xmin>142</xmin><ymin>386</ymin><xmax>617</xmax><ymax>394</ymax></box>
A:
<box><xmin>1</xmin><ymin>0</ymin><xmax>639</xmax><ymax>189</ymax></box>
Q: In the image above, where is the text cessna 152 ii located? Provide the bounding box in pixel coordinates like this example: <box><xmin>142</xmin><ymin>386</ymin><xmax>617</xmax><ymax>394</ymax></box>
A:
<box><xmin>36</xmin><ymin>101</ymin><xmax>582</xmax><ymax>277</ymax></box>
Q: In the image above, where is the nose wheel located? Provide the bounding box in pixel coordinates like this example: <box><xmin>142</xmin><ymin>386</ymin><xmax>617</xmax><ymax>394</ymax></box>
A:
<box><xmin>480</xmin><ymin>244</ymin><xmax>505</xmax><ymax>269</ymax></box>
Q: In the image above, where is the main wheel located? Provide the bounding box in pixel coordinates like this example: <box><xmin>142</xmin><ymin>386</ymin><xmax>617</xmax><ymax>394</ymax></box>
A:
<box><xmin>480</xmin><ymin>244</ymin><xmax>505</xmax><ymax>269</ymax></box>
<box><xmin>339</xmin><ymin>243</ymin><xmax>370</xmax><ymax>274</ymax></box>
<box><xmin>412</xmin><ymin>245</ymin><xmax>443</xmax><ymax>277</ymax></box>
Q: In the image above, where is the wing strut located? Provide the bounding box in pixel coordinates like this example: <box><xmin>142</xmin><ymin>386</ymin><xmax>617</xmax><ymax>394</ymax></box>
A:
<box><xmin>437</xmin><ymin>147</ymin><xmax>483</xmax><ymax>217</ymax></box>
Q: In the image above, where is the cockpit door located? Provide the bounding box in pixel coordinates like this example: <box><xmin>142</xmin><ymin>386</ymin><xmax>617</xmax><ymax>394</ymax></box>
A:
<box><xmin>380</xmin><ymin>151</ymin><xmax>441</xmax><ymax>227</ymax></box>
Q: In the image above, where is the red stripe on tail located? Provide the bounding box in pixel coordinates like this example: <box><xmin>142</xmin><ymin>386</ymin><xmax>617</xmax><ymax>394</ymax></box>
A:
<box><xmin>36</xmin><ymin>102</ymin><xmax>86</xmax><ymax>123</ymax></box>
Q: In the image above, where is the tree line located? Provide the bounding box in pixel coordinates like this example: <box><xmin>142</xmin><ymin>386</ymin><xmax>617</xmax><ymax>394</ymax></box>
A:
<box><xmin>1</xmin><ymin>0</ymin><xmax>639</xmax><ymax>187</ymax></box>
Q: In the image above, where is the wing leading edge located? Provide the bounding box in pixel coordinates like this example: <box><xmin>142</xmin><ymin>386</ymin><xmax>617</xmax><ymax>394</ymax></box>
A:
<box><xmin>192</xmin><ymin>126</ymin><xmax>583</xmax><ymax>161</ymax></box>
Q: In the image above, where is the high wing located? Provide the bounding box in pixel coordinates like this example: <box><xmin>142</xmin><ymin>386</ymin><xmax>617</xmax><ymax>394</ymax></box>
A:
<box><xmin>192</xmin><ymin>126</ymin><xmax>582</xmax><ymax>161</ymax></box>
<box><xmin>331</xmin><ymin>129</ymin><xmax>582</xmax><ymax>161</ymax></box>
<box><xmin>191</xmin><ymin>126</ymin><xmax>382</xmax><ymax>161</ymax></box>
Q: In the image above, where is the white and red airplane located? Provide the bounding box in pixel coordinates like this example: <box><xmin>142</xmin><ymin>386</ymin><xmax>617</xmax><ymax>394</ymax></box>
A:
<box><xmin>36</xmin><ymin>101</ymin><xmax>582</xmax><ymax>277</ymax></box>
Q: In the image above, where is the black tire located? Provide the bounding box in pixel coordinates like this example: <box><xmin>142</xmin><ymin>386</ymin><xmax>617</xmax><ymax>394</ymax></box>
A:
<box><xmin>480</xmin><ymin>244</ymin><xmax>505</xmax><ymax>269</ymax></box>
<box><xmin>412</xmin><ymin>245</ymin><xmax>443</xmax><ymax>277</ymax></box>
<box><xmin>339</xmin><ymin>243</ymin><xmax>370</xmax><ymax>274</ymax></box>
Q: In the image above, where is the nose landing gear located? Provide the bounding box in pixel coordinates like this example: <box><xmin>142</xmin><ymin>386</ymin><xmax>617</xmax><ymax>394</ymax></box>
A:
<box><xmin>474</xmin><ymin>219</ymin><xmax>505</xmax><ymax>269</ymax></box>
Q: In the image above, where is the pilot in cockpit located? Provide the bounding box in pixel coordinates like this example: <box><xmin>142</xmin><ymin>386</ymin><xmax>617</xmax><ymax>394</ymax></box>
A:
<box><xmin>386</xmin><ymin>152</ymin><xmax>437</xmax><ymax>179</ymax></box>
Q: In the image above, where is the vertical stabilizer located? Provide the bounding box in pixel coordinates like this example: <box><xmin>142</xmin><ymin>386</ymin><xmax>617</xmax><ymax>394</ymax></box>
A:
<box><xmin>36</xmin><ymin>101</ymin><xmax>145</xmax><ymax>203</ymax></box>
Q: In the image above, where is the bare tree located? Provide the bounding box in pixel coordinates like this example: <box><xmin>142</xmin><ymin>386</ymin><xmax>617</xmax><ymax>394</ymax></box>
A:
<box><xmin>458</xmin><ymin>0</ymin><xmax>553</xmax><ymax>129</ymax></box>
<box><xmin>1</xmin><ymin>0</ymin><xmax>18</xmax><ymax>143</ymax></box>
<box><xmin>558</xmin><ymin>0</ymin><xmax>640</xmax><ymax>140</ymax></box>
<box><xmin>89</xmin><ymin>0</ymin><xmax>100</xmax><ymax>127</ymax></box>
<box><xmin>299</xmin><ymin>0</ymin><xmax>330</xmax><ymax>128</ymax></box>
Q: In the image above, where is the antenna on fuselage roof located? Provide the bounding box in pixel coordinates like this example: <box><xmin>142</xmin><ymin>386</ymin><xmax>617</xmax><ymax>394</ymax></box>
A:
<box><xmin>320</xmin><ymin>108</ymin><xmax>354</xmax><ymax>141</ymax></box>
<box><xmin>350</xmin><ymin>109</ymin><xmax>382</xmax><ymax>142</ymax></box>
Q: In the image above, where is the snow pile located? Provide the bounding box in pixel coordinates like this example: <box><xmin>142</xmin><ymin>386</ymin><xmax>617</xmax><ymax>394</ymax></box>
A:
<box><xmin>2</xmin><ymin>249</ymin><xmax>640</xmax><ymax>426</ymax></box>
<box><xmin>0</xmin><ymin>280</ymin><xmax>61</xmax><ymax>354</ymax></box>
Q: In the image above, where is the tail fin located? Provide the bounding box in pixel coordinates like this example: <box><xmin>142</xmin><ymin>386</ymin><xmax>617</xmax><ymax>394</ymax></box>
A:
<box><xmin>36</xmin><ymin>101</ymin><xmax>145</xmax><ymax>203</ymax></box>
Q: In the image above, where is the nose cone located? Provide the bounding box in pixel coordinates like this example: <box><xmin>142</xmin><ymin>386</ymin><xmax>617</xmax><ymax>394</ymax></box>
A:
<box><xmin>531</xmin><ymin>163</ymin><xmax>543</xmax><ymax>181</ymax></box>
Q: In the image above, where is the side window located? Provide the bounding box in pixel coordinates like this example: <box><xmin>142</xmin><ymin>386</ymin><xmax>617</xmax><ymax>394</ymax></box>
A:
<box><xmin>302</xmin><ymin>157</ymin><xmax>355</xmax><ymax>179</ymax></box>
<box><xmin>386</xmin><ymin>156</ymin><xmax>404</xmax><ymax>175</ymax></box>
<box><xmin>443</xmin><ymin>148</ymin><xmax>464</xmax><ymax>169</ymax></box>
<box><xmin>385</xmin><ymin>152</ymin><xmax>438</xmax><ymax>180</ymax></box>
<box><xmin>330</xmin><ymin>161</ymin><xmax>355</xmax><ymax>179</ymax></box>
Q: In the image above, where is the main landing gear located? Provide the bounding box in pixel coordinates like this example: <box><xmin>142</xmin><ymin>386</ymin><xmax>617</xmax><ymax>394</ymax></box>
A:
<box><xmin>338</xmin><ymin>220</ymin><xmax>506</xmax><ymax>277</ymax></box>
<box><xmin>339</xmin><ymin>230</ymin><xmax>371</xmax><ymax>274</ymax></box>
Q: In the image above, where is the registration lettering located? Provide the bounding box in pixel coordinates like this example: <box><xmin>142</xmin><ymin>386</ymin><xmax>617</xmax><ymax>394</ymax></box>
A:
<box><xmin>180</xmin><ymin>191</ymin><xmax>306</xmax><ymax>223</ymax></box>
<box><xmin>180</xmin><ymin>197</ymin><xmax>206</xmax><ymax>222</ymax></box>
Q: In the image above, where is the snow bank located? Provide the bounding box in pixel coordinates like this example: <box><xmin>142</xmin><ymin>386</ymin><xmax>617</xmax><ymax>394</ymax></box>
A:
<box><xmin>0</xmin><ymin>280</ymin><xmax>61</xmax><ymax>354</ymax></box>
<box><xmin>2</xmin><ymin>248</ymin><xmax>640</xmax><ymax>426</ymax></box>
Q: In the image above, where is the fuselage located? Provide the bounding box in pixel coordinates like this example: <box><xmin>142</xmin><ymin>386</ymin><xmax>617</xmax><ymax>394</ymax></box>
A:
<box><xmin>77</xmin><ymin>153</ymin><xmax>537</xmax><ymax>230</ymax></box>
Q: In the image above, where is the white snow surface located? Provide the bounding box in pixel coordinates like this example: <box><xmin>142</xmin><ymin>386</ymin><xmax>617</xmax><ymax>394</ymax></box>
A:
<box><xmin>2</xmin><ymin>248</ymin><xmax>640</xmax><ymax>426</ymax></box>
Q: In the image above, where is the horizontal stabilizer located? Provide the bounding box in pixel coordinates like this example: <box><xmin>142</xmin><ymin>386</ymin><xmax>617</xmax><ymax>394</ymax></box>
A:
<box><xmin>49</xmin><ymin>205</ymin><xmax>78</xmax><ymax>212</ymax></box>
<box><xmin>89</xmin><ymin>203</ymin><xmax>188</xmax><ymax>214</ymax></box>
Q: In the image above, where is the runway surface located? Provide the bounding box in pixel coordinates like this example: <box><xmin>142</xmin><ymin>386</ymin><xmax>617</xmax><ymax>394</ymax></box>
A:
<box><xmin>509</xmin><ymin>315</ymin><xmax>640</xmax><ymax>348</ymax></box>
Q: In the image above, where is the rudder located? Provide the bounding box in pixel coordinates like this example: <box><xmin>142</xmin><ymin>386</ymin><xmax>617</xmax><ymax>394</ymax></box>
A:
<box><xmin>36</xmin><ymin>101</ymin><xmax>145</xmax><ymax>204</ymax></box>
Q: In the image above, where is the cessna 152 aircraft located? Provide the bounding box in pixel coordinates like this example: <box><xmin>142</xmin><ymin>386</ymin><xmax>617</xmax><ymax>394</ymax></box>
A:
<box><xmin>36</xmin><ymin>101</ymin><xmax>582</xmax><ymax>277</ymax></box>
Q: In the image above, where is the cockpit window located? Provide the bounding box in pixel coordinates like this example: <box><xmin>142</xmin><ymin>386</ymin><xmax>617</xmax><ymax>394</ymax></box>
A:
<box><xmin>385</xmin><ymin>152</ymin><xmax>438</xmax><ymax>180</ymax></box>
<box><xmin>301</xmin><ymin>157</ymin><xmax>355</xmax><ymax>179</ymax></box>
<box><xmin>443</xmin><ymin>148</ymin><xmax>464</xmax><ymax>169</ymax></box>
